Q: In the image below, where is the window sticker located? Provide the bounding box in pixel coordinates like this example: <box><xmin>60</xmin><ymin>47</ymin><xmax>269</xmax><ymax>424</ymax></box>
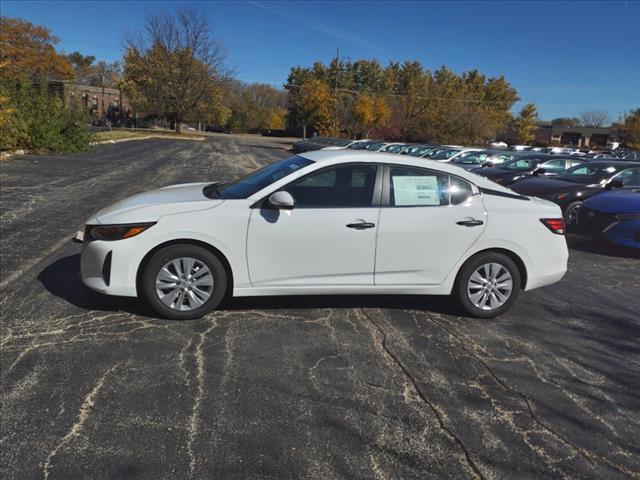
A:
<box><xmin>393</xmin><ymin>175</ymin><xmax>440</xmax><ymax>206</ymax></box>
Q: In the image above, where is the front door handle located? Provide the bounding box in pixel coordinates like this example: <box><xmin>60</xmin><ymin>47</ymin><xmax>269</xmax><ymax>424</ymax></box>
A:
<box><xmin>456</xmin><ymin>219</ymin><xmax>484</xmax><ymax>227</ymax></box>
<box><xmin>346</xmin><ymin>221</ymin><xmax>375</xmax><ymax>230</ymax></box>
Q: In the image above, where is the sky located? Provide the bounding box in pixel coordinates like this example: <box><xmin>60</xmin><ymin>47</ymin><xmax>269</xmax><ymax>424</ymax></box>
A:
<box><xmin>3</xmin><ymin>0</ymin><xmax>639</xmax><ymax>120</ymax></box>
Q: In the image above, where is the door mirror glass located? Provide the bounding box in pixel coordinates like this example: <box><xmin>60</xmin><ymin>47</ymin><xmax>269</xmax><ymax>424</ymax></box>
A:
<box><xmin>606</xmin><ymin>179</ymin><xmax>624</xmax><ymax>190</ymax></box>
<box><xmin>483</xmin><ymin>161</ymin><xmax>495</xmax><ymax>168</ymax></box>
<box><xmin>533</xmin><ymin>168</ymin><xmax>546</xmax><ymax>176</ymax></box>
<box><xmin>268</xmin><ymin>191</ymin><xmax>295</xmax><ymax>209</ymax></box>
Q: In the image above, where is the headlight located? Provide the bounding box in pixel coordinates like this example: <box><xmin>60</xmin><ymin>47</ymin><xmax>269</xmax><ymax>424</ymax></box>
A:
<box><xmin>615</xmin><ymin>213</ymin><xmax>640</xmax><ymax>221</ymax></box>
<box><xmin>86</xmin><ymin>223</ymin><xmax>156</xmax><ymax>241</ymax></box>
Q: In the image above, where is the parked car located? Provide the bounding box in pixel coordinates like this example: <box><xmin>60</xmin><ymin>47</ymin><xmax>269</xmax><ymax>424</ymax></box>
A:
<box><xmin>576</xmin><ymin>189</ymin><xmax>640</xmax><ymax>250</ymax></box>
<box><xmin>79</xmin><ymin>150</ymin><xmax>568</xmax><ymax>319</ymax></box>
<box><xmin>450</xmin><ymin>150</ymin><xmax>524</xmax><ymax>170</ymax></box>
<box><xmin>347</xmin><ymin>141</ymin><xmax>377</xmax><ymax>150</ymax></box>
<box><xmin>429</xmin><ymin>147</ymin><xmax>483</xmax><ymax>162</ymax></box>
<box><xmin>400</xmin><ymin>144</ymin><xmax>439</xmax><ymax>157</ymax></box>
<box><xmin>471</xmin><ymin>156</ymin><xmax>586</xmax><ymax>186</ymax></box>
<box><xmin>510</xmin><ymin>161</ymin><xmax>640</xmax><ymax>226</ymax></box>
<box><xmin>379</xmin><ymin>143</ymin><xmax>408</xmax><ymax>154</ymax></box>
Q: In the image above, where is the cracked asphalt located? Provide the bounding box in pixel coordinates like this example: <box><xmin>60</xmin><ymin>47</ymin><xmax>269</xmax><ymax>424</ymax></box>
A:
<box><xmin>1</xmin><ymin>135</ymin><xmax>639</xmax><ymax>480</ymax></box>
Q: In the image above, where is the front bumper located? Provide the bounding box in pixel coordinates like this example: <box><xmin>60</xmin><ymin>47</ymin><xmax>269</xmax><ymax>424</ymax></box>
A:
<box><xmin>81</xmin><ymin>239</ymin><xmax>138</xmax><ymax>297</ymax></box>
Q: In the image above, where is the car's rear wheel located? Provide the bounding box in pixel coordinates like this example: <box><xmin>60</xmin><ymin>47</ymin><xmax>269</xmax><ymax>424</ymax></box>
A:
<box><xmin>142</xmin><ymin>244</ymin><xmax>227</xmax><ymax>320</ymax></box>
<box><xmin>454</xmin><ymin>252</ymin><xmax>521</xmax><ymax>318</ymax></box>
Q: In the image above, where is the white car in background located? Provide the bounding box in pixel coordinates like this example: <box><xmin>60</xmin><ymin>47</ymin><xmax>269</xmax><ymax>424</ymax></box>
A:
<box><xmin>80</xmin><ymin>151</ymin><xmax>568</xmax><ymax>320</ymax></box>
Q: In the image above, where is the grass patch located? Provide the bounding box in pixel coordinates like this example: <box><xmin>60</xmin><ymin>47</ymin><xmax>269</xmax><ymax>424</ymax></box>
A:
<box><xmin>94</xmin><ymin>130</ymin><xmax>152</xmax><ymax>141</ymax></box>
<box><xmin>94</xmin><ymin>129</ymin><xmax>205</xmax><ymax>142</ymax></box>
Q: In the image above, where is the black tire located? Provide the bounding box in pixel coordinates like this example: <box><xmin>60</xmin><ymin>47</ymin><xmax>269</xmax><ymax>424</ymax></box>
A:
<box><xmin>142</xmin><ymin>244</ymin><xmax>228</xmax><ymax>320</ymax></box>
<box><xmin>563</xmin><ymin>201</ymin><xmax>583</xmax><ymax>229</ymax></box>
<box><xmin>454</xmin><ymin>252</ymin><xmax>521</xmax><ymax>318</ymax></box>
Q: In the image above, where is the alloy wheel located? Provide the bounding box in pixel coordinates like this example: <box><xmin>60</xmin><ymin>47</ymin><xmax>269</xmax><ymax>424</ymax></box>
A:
<box><xmin>466</xmin><ymin>262</ymin><xmax>513</xmax><ymax>311</ymax></box>
<box><xmin>155</xmin><ymin>257</ymin><xmax>214</xmax><ymax>311</ymax></box>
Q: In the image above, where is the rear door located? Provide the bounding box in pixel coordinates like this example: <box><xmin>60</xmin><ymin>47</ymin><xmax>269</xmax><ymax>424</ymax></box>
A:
<box><xmin>374</xmin><ymin>166</ymin><xmax>486</xmax><ymax>286</ymax></box>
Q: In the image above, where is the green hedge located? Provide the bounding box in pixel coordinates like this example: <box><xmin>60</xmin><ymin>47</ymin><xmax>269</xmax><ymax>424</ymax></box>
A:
<box><xmin>1</xmin><ymin>79</ymin><xmax>93</xmax><ymax>153</ymax></box>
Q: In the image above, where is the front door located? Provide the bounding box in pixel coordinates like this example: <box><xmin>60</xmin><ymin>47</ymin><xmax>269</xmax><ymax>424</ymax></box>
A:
<box><xmin>247</xmin><ymin>163</ymin><xmax>380</xmax><ymax>287</ymax></box>
<box><xmin>375</xmin><ymin>166</ymin><xmax>487</xmax><ymax>286</ymax></box>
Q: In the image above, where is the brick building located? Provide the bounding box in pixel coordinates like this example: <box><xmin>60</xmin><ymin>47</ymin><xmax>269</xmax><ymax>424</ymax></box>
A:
<box><xmin>49</xmin><ymin>81</ymin><xmax>135</xmax><ymax>125</ymax></box>
<box><xmin>534</xmin><ymin>123</ymin><xmax>618</xmax><ymax>148</ymax></box>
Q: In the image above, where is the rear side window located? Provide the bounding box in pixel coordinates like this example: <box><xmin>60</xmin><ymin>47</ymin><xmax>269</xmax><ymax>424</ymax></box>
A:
<box><xmin>450</xmin><ymin>176</ymin><xmax>474</xmax><ymax>204</ymax></box>
<box><xmin>389</xmin><ymin>167</ymin><xmax>473</xmax><ymax>206</ymax></box>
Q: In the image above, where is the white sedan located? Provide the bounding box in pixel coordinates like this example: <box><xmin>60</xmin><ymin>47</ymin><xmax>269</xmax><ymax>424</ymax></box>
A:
<box><xmin>80</xmin><ymin>150</ymin><xmax>568</xmax><ymax>319</ymax></box>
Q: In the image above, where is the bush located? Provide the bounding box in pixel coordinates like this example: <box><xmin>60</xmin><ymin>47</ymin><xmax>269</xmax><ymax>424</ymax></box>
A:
<box><xmin>0</xmin><ymin>78</ymin><xmax>93</xmax><ymax>152</ymax></box>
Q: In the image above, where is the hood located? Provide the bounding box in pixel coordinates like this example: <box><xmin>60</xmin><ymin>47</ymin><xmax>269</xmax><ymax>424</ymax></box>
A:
<box><xmin>93</xmin><ymin>182</ymin><xmax>222</xmax><ymax>224</ymax></box>
<box><xmin>583</xmin><ymin>189</ymin><xmax>640</xmax><ymax>214</ymax></box>
<box><xmin>510</xmin><ymin>178</ymin><xmax>584</xmax><ymax>196</ymax></box>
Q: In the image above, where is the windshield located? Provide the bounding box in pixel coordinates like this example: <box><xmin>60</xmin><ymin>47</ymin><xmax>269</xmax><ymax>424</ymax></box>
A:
<box><xmin>364</xmin><ymin>142</ymin><xmax>385</xmax><ymax>151</ymax></box>
<box><xmin>407</xmin><ymin>146</ymin><xmax>436</xmax><ymax>157</ymax></box>
<box><xmin>348</xmin><ymin>142</ymin><xmax>372</xmax><ymax>150</ymax></box>
<box><xmin>452</xmin><ymin>151</ymin><xmax>490</xmax><ymax>165</ymax></box>
<box><xmin>554</xmin><ymin>164</ymin><xmax>620</xmax><ymax>183</ymax></box>
<box><xmin>207</xmin><ymin>155</ymin><xmax>314</xmax><ymax>199</ymax></box>
<box><xmin>382</xmin><ymin>144</ymin><xmax>406</xmax><ymax>153</ymax></box>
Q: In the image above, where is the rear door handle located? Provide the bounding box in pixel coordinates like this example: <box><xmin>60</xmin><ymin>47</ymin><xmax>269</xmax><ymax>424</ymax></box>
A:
<box><xmin>346</xmin><ymin>221</ymin><xmax>375</xmax><ymax>230</ymax></box>
<box><xmin>456</xmin><ymin>219</ymin><xmax>484</xmax><ymax>227</ymax></box>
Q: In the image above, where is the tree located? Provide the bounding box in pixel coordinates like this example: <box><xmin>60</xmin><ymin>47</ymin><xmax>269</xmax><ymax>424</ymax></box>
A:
<box><xmin>579</xmin><ymin>110</ymin><xmax>610</xmax><ymax>128</ymax></box>
<box><xmin>354</xmin><ymin>94</ymin><xmax>390</xmax><ymax>137</ymax></box>
<box><xmin>122</xmin><ymin>7</ymin><xmax>229</xmax><ymax>132</ymax></box>
<box><xmin>551</xmin><ymin>117</ymin><xmax>579</xmax><ymax>127</ymax></box>
<box><xmin>616</xmin><ymin>108</ymin><xmax>640</xmax><ymax>149</ymax></box>
<box><xmin>0</xmin><ymin>16</ymin><xmax>74</xmax><ymax>80</ymax></box>
<box><xmin>67</xmin><ymin>51</ymin><xmax>122</xmax><ymax>87</ymax></box>
<box><xmin>67</xmin><ymin>51</ymin><xmax>96</xmax><ymax>78</ymax></box>
<box><xmin>287</xmin><ymin>78</ymin><xmax>332</xmax><ymax>138</ymax></box>
<box><xmin>512</xmin><ymin>103</ymin><xmax>539</xmax><ymax>144</ymax></box>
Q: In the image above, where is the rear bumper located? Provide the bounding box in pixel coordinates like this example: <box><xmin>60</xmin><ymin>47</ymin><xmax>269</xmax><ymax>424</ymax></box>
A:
<box><xmin>524</xmin><ymin>237</ymin><xmax>568</xmax><ymax>291</ymax></box>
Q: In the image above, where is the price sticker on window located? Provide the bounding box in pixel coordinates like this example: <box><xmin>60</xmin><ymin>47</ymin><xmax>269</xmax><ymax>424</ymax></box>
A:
<box><xmin>392</xmin><ymin>176</ymin><xmax>440</xmax><ymax>206</ymax></box>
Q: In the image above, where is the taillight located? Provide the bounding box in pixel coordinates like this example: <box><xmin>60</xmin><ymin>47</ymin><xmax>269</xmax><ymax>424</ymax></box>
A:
<box><xmin>540</xmin><ymin>218</ymin><xmax>566</xmax><ymax>235</ymax></box>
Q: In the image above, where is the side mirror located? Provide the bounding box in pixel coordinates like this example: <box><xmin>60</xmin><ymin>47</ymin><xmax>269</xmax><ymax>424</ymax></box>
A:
<box><xmin>483</xmin><ymin>161</ymin><xmax>495</xmax><ymax>168</ymax></box>
<box><xmin>606</xmin><ymin>179</ymin><xmax>624</xmax><ymax>190</ymax></box>
<box><xmin>533</xmin><ymin>168</ymin><xmax>546</xmax><ymax>176</ymax></box>
<box><xmin>267</xmin><ymin>191</ymin><xmax>295</xmax><ymax>209</ymax></box>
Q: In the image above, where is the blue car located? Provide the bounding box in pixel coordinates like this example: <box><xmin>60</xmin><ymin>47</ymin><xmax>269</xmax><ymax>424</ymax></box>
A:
<box><xmin>576</xmin><ymin>189</ymin><xmax>640</xmax><ymax>249</ymax></box>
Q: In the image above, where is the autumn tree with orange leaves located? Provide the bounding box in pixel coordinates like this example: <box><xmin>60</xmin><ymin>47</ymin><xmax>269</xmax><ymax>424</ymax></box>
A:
<box><xmin>0</xmin><ymin>16</ymin><xmax>74</xmax><ymax>80</ymax></box>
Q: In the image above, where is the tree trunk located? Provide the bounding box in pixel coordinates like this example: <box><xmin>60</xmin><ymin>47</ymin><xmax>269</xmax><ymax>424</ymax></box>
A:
<box><xmin>302</xmin><ymin>123</ymin><xmax>307</xmax><ymax>139</ymax></box>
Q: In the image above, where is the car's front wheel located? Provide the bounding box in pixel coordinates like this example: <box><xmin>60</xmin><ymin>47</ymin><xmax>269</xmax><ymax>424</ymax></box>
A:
<box><xmin>142</xmin><ymin>244</ymin><xmax>227</xmax><ymax>320</ymax></box>
<box><xmin>454</xmin><ymin>252</ymin><xmax>521</xmax><ymax>318</ymax></box>
<box><xmin>564</xmin><ymin>201</ymin><xmax>583</xmax><ymax>228</ymax></box>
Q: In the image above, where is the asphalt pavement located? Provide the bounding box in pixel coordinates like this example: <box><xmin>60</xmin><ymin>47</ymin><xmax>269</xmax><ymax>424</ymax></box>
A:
<box><xmin>1</xmin><ymin>135</ymin><xmax>639</xmax><ymax>479</ymax></box>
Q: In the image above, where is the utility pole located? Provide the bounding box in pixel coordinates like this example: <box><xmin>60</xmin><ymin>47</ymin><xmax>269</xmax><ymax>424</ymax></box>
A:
<box><xmin>101</xmin><ymin>66</ymin><xmax>106</xmax><ymax>128</ymax></box>
<box><xmin>334</xmin><ymin>47</ymin><xmax>339</xmax><ymax>136</ymax></box>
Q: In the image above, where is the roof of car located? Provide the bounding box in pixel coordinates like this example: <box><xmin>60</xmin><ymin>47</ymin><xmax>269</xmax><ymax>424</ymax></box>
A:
<box><xmin>297</xmin><ymin>150</ymin><xmax>515</xmax><ymax>193</ymax></box>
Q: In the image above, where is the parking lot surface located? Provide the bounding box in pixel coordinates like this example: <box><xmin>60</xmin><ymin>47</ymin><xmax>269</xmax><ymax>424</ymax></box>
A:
<box><xmin>1</xmin><ymin>135</ymin><xmax>639</xmax><ymax>479</ymax></box>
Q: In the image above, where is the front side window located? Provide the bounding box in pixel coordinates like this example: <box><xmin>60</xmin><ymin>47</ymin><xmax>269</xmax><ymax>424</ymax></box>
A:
<box><xmin>211</xmin><ymin>155</ymin><xmax>314</xmax><ymax>199</ymax></box>
<box><xmin>556</xmin><ymin>164</ymin><xmax>620</xmax><ymax>183</ymax></box>
<box><xmin>613</xmin><ymin>168</ymin><xmax>640</xmax><ymax>187</ymax></box>
<box><xmin>541</xmin><ymin>159</ymin><xmax>567</xmax><ymax>173</ymax></box>
<box><xmin>284</xmin><ymin>164</ymin><xmax>377</xmax><ymax>208</ymax></box>
<box><xmin>503</xmin><ymin>159</ymin><xmax>534</xmax><ymax>170</ymax></box>
<box><xmin>389</xmin><ymin>167</ymin><xmax>473</xmax><ymax>206</ymax></box>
